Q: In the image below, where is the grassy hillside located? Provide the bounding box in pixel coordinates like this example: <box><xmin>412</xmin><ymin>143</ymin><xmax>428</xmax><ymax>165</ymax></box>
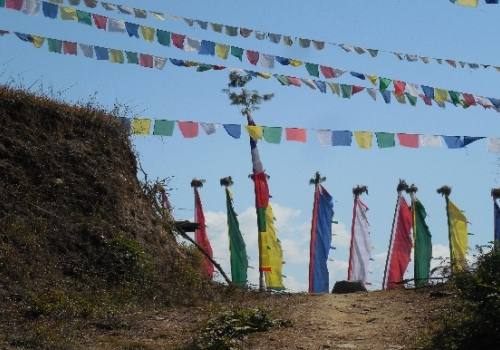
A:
<box><xmin>0</xmin><ymin>86</ymin><xmax>218</xmax><ymax>348</ymax></box>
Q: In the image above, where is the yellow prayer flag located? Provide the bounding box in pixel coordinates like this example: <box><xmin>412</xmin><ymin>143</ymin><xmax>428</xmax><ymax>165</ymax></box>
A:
<box><xmin>259</xmin><ymin>205</ymin><xmax>284</xmax><ymax>289</ymax></box>
<box><xmin>435</xmin><ymin>89</ymin><xmax>449</xmax><ymax>103</ymax></box>
<box><xmin>447</xmin><ymin>200</ymin><xmax>468</xmax><ymax>272</ymax></box>
<box><xmin>32</xmin><ymin>36</ymin><xmax>45</xmax><ymax>48</ymax></box>
<box><xmin>60</xmin><ymin>6</ymin><xmax>77</xmax><ymax>21</ymax></box>
<box><xmin>215</xmin><ymin>44</ymin><xmax>230</xmax><ymax>59</ymax></box>
<box><xmin>140</xmin><ymin>26</ymin><xmax>155</xmax><ymax>42</ymax></box>
<box><xmin>257</xmin><ymin>72</ymin><xmax>272</xmax><ymax>79</ymax></box>
<box><xmin>131</xmin><ymin>118</ymin><xmax>151</xmax><ymax>135</ymax></box>
<box><xmin>289</xmin><ymin>59</ymin><xmax>303</xmax><ymax>67</ymax></box>
<box><xmin>457</xmin><ymin>0</ymin><xmax>478</xmax><ymax>7</ymax></box>
<box><xmin>109</xmin><ymin>49</ymin><xmax>124</xmax><ymax>64</ymax></box>
<box><xmin>368</xmin><ymin>75</ymin><xmax>378</xmax><ymax>86</ymax></box>
<box><xmin>246</xmin><ymin>125</ymin><xmax>263</xmax><ymax>140</ymax></box>
<box><xmin>354</xmin><ymin>131</ymin><xmax>373</xmax><ymax>149</ymax></box>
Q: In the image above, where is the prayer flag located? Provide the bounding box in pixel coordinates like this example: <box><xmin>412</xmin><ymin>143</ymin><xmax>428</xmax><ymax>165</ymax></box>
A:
<box><xmin>456</xmin><ymin>0</ymin><xmax>478</xmax><ymax>7</ymax></box>
<box><xmin>210</xmin><ymin>23</ymin><xmax>223</xmax><ymax>32</ymax></box>
<box><xmin>23</xmin><ymin>0</ymin><xmax>40</xmax><ymax>15</ymax></box>
<box><xmin>215</xmin><ymin>44</ymin><xmax>230</xmax><ymax>59</ymax></box>
<box><xmin>117</xmin><ymin>5</ymin><xmax>133</xmax><ymax>15</ymax></box>
<box><xmin>259</xmin><ymin>205</ymin><xmax>284</xmax><ymax>289</ymax></box>
<box><xmin>154</xmin><ymin>56</ymin><xmax>166</xmax><ymax>69</ymax></box>
<box><xmin>420</xmin><ymin>135</ymin><xmax>443</xmax><ymax>148</ymax></box>
<box><xmin>447</xmin><ymin>200</ymin><xmax>468</xmax><ymax>272</ymax></box>
<box><xmin>171</xmin><ymin>33</ymin><xmax>185</xmax><ymax>49</ymax></box>
<box><xmin>230</xmin><ymin>46</ymin><xmax>243</xmax><ymax>61</ymax></box>
<box><xmin>63</xmin><ymin>41</ymin><xmax>77</xmax><ymax>55</ymax></box>
<box><xmin>255</xmin><ymin>31</ymin><xmax>266</xmax><ymax>40</ymax></box>
<box><xmin>156</xmin><ymin>30</ymin><xmax>170</xmax><ymax>46</ymax></box>
<box><xmin>246</xmin><ymin>125</ymin><xmax>263</xmax><ymax>140</ymax></box>
<box><xmin>354</xmin><ymin>131</ymin><xmax>373</xmax><ymax>149</ymax></box>
<box><xmin>79</xmin><ymin>43</ymin><xmax>93</xmax><ymax>57</ymax></box>
<box><xmin>108</xmin><ymin>18</ymin><xmax>125</xmax><ymax>32</ymax></box>
<box><xmin>341</xmin><ymin>84</ymin><xmax>352</xmax><ymax>98</ymax></box>
<box><xmin>101</xmin><ymin>2</ymin><xmax>116</xmax><ymax>11</ymax></box>
<box><xmin>6</xmin><ymin>0</ymin><xmax>22</xmax><ymax>10</ymax></box>
<box><xmin>223</xmin><ymin>124</ymin><xmax>241</xmax><ymax>139</ymax></box>
<box><xmin>348</xmin><ymin>196</ymin><xmax>372</xmax><ymax>285</ymax></box>
<box><xmin>178</xmin><ymin>121</ymin><xmax>199</xmax><ymax>138</ymax></box>
<box><xmin>200</xmin><ymin>122</ymin><xmax>216</xmax><ymax>135</ymax></box>
<box><xmin>487</xmin><ymin>138</ymin><xmax>500</xmax><ymax>153</ymax></box>
<box><xmin>224</xmin><ymin>187</ymin><xmax>248</xmax><ymax>286</ymax></box>
<box><xmin>394</xmin><ymin>81</ymin><xmax>406</xmax><ymax>96</ymax></box>
<box><xmin>287</xmin><ymin>77</ymin><xmax>301</xmax><ymax>87</ymax></box>
<box><xmin>313</xmin><ymin>40</ymin><xmax>325</xmax><ymax>50</ymax></box>
<box><xmin>139</xmin><ymin>54</ymin><xmax>153</xmax><ymax>68</ymax></box>
<box><xmin>332</xmin><ymin>130</ymin><xmax>352</xmax><ymax>146</ymax></box>
<box><xmin>246</xmin><ymin>50</ymin><xmax>259</xmax><ymax>65</ymax></box>
<box><xmin>379</xmin><ymin>77</ymin><xmax>392</xmax><ymax>91</ymax></box>
<box><xmin>289</xmin><ymin>60</ymin><xmax>303</xmax><ymax>67</ymax></box>
<box><xmin>376</xmin><ymin>132</ymin><xmax>395</xmax><ymax>148</ymax></box>
<box><xmin>443</xmin><ymin>136</ymin><xmax>464</xmax><ymax>149</ymax></box>
<box><xmin>184</xmin><ymin>37</ymin><xmax>200</xmax><ymax>52</ymax></box>
<box><xmin>302</xmin><ymin>79</ymin><xmax>316</xmax><ymax>90</ymax></box>
<box><xmin>32</xmin><ymin>35</ymin><xmax>45</xmax><ymax>48</ymax></box>
<box><xmin>383</xmin><ymin>196</ymin><xmax>413</xmax><ymax>290</ymax></box>
<box><xmin>309</xmin><ymin>185</ymin><xmax>334</xmax><ymax>293</ymax></box>
<box><xmin>194</xmin><ymin>187</ymin><xmax>215</xmax><ymax>279</ymax></box>
<box><xmin>381</xmin><ymin>90</ymin><xmax>392</xmax><ymax>104</ymax></box>
<box><xmin>42</xmin><ymin>1</ymin><xmax>58</xmax><ymax>18</ymax></box>
<box><xmin>462</xmin><ymin>93</ymin><xmax>476</xmax><ymax>107</ymax></box>
<box><xmin>60</xmin><ymin>6</ymin><xmax>77</xmax><ymax>21</ymax></box>
<box><xmin>398</xmin><ymin>133</ymin><xmax>419</xmax><ymax>148</ymax></box>
<box><xmin>435</xmin><ymin>89</ymin><xmax>449</xmax><ymax>103</ymax></box>
<box><xmin>83</xmin><ymin>0</ymin><xmax>97</xmax><ymax>8</ymax></box>
<box><xmin>413</xmin><ymin>198</ymin><xmax>432</xmax><ymax>288</ymax></box>
<box><xmin>368</xmin><ymin>75</ymin><xmax>378</xmax><ymax>86</ymax></box>
<box><xmin>275</xmin><ymin>56</ymin><xmax>290</xmax><ymax>65</ymax></box>
<box><xmin>463</xmin><ymin>136</ymin><xmax>484</xmax><ymax>147</ymax></box>
<box><xmin>108</xmin><ymin>49</ymin><xmax>124</xmax><ymax>63</ymax></box>
<box><xmin>367</xmin><ymin>88</ymin><xmax>377</xmax><ymax>101</ymax></box>
<box><xmin>153</xmin><ymin>120</ymin><xmax>175</xmax><ymax>136</ymax></box>
<box><xmin>367</xmin><ymin>49</ymin><xmax>379</xmax><ymax>57</ymax></box>
<box><xmin>263</xmin><ymin>127</ymin><xmax>282</xmax><ymax>144</ymax></box>
<box><xmin>125</xmin><ymin>51</ymin><xmax>138</xmax><ymax>64</ymax></box>
<box><xmin>394</xmin><ymin>92</ymin><xmax>406</xmax><ymax>104</ymax></box>
<box><xmin>92</xmin><ymin>14</ymin><xmax>107</xmax><ymax>30</ymax></box>
<box><xmin>225</xmin><ymin>25</ymin><xmax>238</xmax><ymax>36</ymax></box>
<box><xmin>299</xmin><ymin>38</ymin><xmax>311</xmax><ymax>48</ymax></box>
<box><xmin>351</xmin><ymin>72</ymin><xmax>365</xmax><ymax>80</ymax></box>
<box><xmin>305</xmin><ymin>63</ymin><xmax>319</xmax><ymax>77</ymax></box>
<box><xmin>422</xmin><ymin>86</ymin><xmax>435</xmax><ymax>100</ymax></box>
<box><xmin>327</xmin><ymin>82</ymin><xmax>340</xmax><ymax>95</ymax></box>
<box><xmin>76</xmin><ymin>10</ymin><xmax>92</xmax><ymax>25</ymax></box>
<box><xmin>314</xmin><ymin>80</ymin><xmax>327</xmax><ymax>93</ymax></box>
<box><xmin>199</xmin><ymin>40</ymin><xmax>215</xmax><ymax>55</ymax></box>
<box><xmin>134</xmin><ymin>8</ymin><xmax>147</xmax><ymax>18</ymax></box>
<box><xmin>125</xmin><ymin>22</ymin><xmax>139</xmax><ymax>38</ymax></box>
<box><xmin>285</xmin><ymin>128</ymin><xmax>307</xmax><ymax>143</ymax></box>
<box><xmin>47</xmin><ymin>38</ymin><xmax>62</xmax><ymax>53</ymax></box>
<box><xmin>260</xmin><ymin>54</ymin><xmax>274</xmax><ymax>68</ymax></box>
<box><xmin>131</xmin><ymin>118</ymin><xmax>151</xmax><ymax>135</ymax></box>
<box><xmin>352</xmin><ymin>86</ymin><xmax>365</xmax><ymax>95</ymax></box>
<box><xmin>320</xmin><ymin>66</ymin><xmax>335</xmax><ymax>79</ymax></box>
<box><xmin>406</xmin><ymin>93</ymin><xmax>417</xmax><ymax>106</ymax></box>
<box><xmin>141</xmin><ymin>26</ymin><xmax>155</xmax><ymax>42</ymax></box>
<box><xmin>268</xmin><ymin>33</ymin><xmax>281</xmax><ymax>43</ymax></box>
<box><xmin>316</xmin><ymin>130</ymin><xmax>332</xmax><ymax>146</ymax></box>
<box><xmin>239</xmin><ymin>28</ymin><xmax>252</xmax><ymax>37</ymax></box>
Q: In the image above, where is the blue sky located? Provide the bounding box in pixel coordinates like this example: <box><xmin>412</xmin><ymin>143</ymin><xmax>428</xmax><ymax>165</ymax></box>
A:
<box><xmin>1</xmin><ymin>0</ymin><xmax>499</xmax><ymax>291</ymax></box>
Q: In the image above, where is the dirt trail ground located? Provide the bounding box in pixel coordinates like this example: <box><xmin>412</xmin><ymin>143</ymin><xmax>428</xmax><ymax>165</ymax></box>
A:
<box><xmin>81</xmin><ymin>289</ymin><xmax>445</xmax><ymax>350</ymax></box>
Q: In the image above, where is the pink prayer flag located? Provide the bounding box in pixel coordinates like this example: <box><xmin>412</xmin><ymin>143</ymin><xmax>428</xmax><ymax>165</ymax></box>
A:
<box><xmin>139</xmin><ymin>54</ymin><xmax>153</xmax><ymax>68</ymax></box>
<box><xmin>171</xmin><ymin>33</ymin><xmax>186</xmax><ymax>49</ymax></box>
<box><xmin>393</xmin><ymin>81</ymin><xmax>406</xmax><ymax>96</ymax></box>
<box><xmin>421</xmin><ymin>95</ymin><xmax>433</xmax><ymax>106</ymax></box>
<box><xmin>178</xmin><ymin>121</ymin><xmax>199</xmax><ymax>138</ymax></box>
<box><xmin>397</xmin><ymin>133</ymin><xmax>419</xmax><ymax>148</ymax></box>
<box><xmin>287</xmin><ymin>77</ymin><xmax>302</xmax><ymax>87</ymax></box>
<box><xmin>286</xmin><ymin>128</ymin><xmax>307</xmax><ymax>143</ymax></box>
<box><xmin>352</xmin><ymin>86</ymin><xmax>365</xmax><ymax>95</ymax></box>
<box><xmin>462</xmin><ymin>93</ymin><xmax>476</xmax><ymax>107</ymax></box>
<box><xmin>246</xmin><ymin>50</ymin><xmax>259</xmax><ymax>65</ymax></box>
<box><xmin>63</xmin><ymin>41</ymin><xmax>77</xmax><ymax>55</ymax></box>
<box><xmin>320</xmin><ymin>65</ymin><xmax>335</xmax><ymax>79</ymax></box>
<box><xmin>92</xmin><ymin>14</ymin><xmax>108</xmax><ymax>30</ymax></box>
<box><xmin>6</xmin><ymin>0</ymin><xmax>23</xmax><ymax>10</ymax></box>
<box><xmin>212</xmin><ymin>65</ymin><xmax>225</xmax><ymax>70</ymax></box>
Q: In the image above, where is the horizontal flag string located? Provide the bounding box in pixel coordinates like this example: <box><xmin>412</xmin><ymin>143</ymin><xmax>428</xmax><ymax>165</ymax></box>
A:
<box><xmin>32</xmin><ymin>0</ymin><xmax>500</xmax><ymax>72</ymax></box>
<box><xmin>450</xmin><ymin>0</ymin><xmax>499</xmax><ymax>7</ymax></box>
<box><xmin>5</xmin><ymin>2</ymin><xmax>499</xmax><ymax>113</ymax></box>
<box><xmin>124</xmin><ymin>117</ymin><xmax>500</xmax><ymax>153</ymax></box>
<box><xmin>5</xmin><ymin>28</ymin><xmax>500</xmax><ymax>114</ymax></box>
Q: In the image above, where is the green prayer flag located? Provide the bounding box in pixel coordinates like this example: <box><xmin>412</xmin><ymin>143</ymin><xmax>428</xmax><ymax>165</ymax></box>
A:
<box><xmin>211</xmin><ymin>23</ymin><xmax>223</xmax><ymax>33</ymax></box>
<box><xmin>230</xmin><ymin>46</ymin><xmax>243</xmax><ymax>61</ymax></box>
<box><xmin>225</xmin><ymin>26</ymin><xmax>238</xmax><ymax>36</ymax></box>
<box><xmin>275</xmin><ymin>75</ymin><xmax>289</xmax><ymax>86</ymax></box>
<box><xmin>0</xmin><ymin>0</ymin><xmax>4</xmax><ymax>7</ymax></box>
<box><xmin>449</xmin><ymin>91</ymin><xmax>463</xmax><ymax>106</ymax></box>
<box><xmin>305</xmin><ymin>63</ymin><xmax>319</xmax><ymax>77</ymax></box>
<box><xmin>379</xmin><ymin>77</ymin><xmax>392</xmax><ymax>92</ymax></box>
<box><xmin>153</xmin><ymin>120</ymin><xmax>175</xmax><ymax>136</ymax></box>
<box><xmin>125</xmin><ymin>51</ymin><xmax>138</xmax><ymax>64</ymax></box>
<box><xmin>156</xmin><ymin>30</ymin><xmax>171</xmax><ymax>46</ymax></box>
<box><xmin>225</xmin><ymin>188</ymin><xmax>248</xmax><ymax>286</ymax></box>
<box><xmin>413</xmin><ymin>199</ymin><xmax>432</xmax><ymax>288</ymax></box>
<box><xmin>263</xmin><ymin>127</ymin><xmax>282</xmax><ymax>144</ymax></box>
<box><xmin>376</xmin><ymin>132</ymin><xmax>395</xmax><ymax>148</ymax></box>
<box><xmin>257</xmin><ymin>207</ymin><xmax>267</xmax><ymax>232</ymax></box>
<box><xmin>76</xmin><ymin>10</ymin><xmax>92</xmax><ymax>25</ymax></box>
<box><xmin>47</xmin><ymin>38</ymin><xmax>62</xmax><ymax>53</ymax></box>
<box><xmin>405</xmin><ymin>93</ymin><xmax>417</xmax><ymax>106</ymax></box>
<box><xmin>341</xmin><ymin>84</ymin><xmax>352</xmax><ymax>98</ymax></box>
<box><xmin>196</xmin><ymin>64</ymin><xmax>212</xmax><ymax>72</ymax></box>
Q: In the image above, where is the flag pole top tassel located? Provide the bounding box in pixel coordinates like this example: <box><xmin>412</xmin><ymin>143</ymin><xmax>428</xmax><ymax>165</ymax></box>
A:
<box><xmin>492</xmin><ymin>188</ymin><xmax>500</xmax><ymax>199</ymax></box>
<box><xmin>353</xmin><ymin>185</ymin><xmax>368</xmax><ymax>197</ymax></box>
<box><xmin>309</xmin><ymin>171</ymin><xmax>326</xmax><ymax>186</ymax></box>
<box><xmin>406</xmin><ymin>184</ymin><xmax>418</xmax><ymax>194</ymax></box>
<box><xmin>437</xmin><ymin>185</ymin><xmax>452</xmax><ymax>197</ymax></box>
<box><xmin>397</xmin><ymin>179</ymin><xmax>409</xmax><ymax>193</ymax></box>
<box><xmin>191</xmin><ymin>178</ymin><xmax>206</xmax><ymax>188</ymax></box>
<box><xmin>220</xmin><ymin>176</ymin><xmax>234</xmax><ymax>187</ymax></box>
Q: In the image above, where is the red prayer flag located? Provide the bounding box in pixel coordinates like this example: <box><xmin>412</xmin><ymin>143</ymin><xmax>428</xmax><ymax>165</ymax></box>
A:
<box><xmin>178</xmin><ymin>121</ymin><xmax>199</xmax><ymax>138</ymax></box>
<box><xmin>6</xmin><ymin>0</ymin><xmax>23</xmax><ymax>10</ymax></box>
<box><xmin>252</xmin><ymin>172</ymin><xmax>270</xmax><ymax>209</ymax></box>
<box><xmin>462</xmin><ymin>93</ymin><xmax>477</xmax><ymax>107</ymax></box>
<box><xmin>287</xmin><ymin>77</ymin><xmax>302</xmax><ymax>87</ymax></box>
<box><xmin>139</xmin><ymin>54</ymin><xmax>153</xmax><ymax>68</ymax></box>
<box><xmin>171</xmin><ymin>33</ymin><xmax>186</xmax><ymax>49</ymax></box>
<box><xmin>393</xmin><ymin>81</ymin><xmax>406</xmax><ymax>96</ymax></box>
<box><xmin>286</xmin><ymin>128</ymin><xmax>307</xmax><ymax>143</ymax></box>
<box><xmin>352</xmin><ymin>86</ymin><xmax>365</xmax><ymax>95</ymax></box>
<box><xmin>194</xmin><ymin>188</ymin><xmax>214</xmax><ymax>279</ymax></box>
<box><xmin>320</xmin><ymin>65</ymin><xmax>335</xmax><ymax>79</ymax></box>
<box><xmin>63</xmin><ymin>41</ymin><xmax>77</xmax><ymax>55</ymax></box>
<box><xmin>246</xmin><ymin>50</ymin><xmax>259</xmax><ymax>65</ymax></box>
<box><xmin>92</xmin><ymin>14</ymin><xmax>108</xmax><ymax>30</ymax></box>
<box><xmin>384</xmin><ymin>196</ymin><xmax>413</xmax><ymax>290</ymax></box>
<box><xmin>397</xmin><ymin>133</ymin><xmax>419</xmax><ymax>148</ymax></box>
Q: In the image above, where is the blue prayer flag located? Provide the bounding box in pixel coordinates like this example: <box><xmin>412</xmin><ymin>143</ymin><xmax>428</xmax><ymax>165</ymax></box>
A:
<box><xmin>332</xmin><ymin>130</ymin><xmax>352</xmax><ymax>146</ymax></box>
<box><xmin>489</xmin><ymin>98</ymin><xmax>500</xmax><ymax>110</ymax></box>
<box><xmin>275</xmin><ymin>56</ymin><xmax>290</xmax><ymax>65</ymax></box>
<box><xmin>314</xmin><ymin>80</ymin><xmax>326</xmax><ymax>93</ymax></box>
<box><xmin>486</xmin><ymin>0</ymin><xmax>499</xmax><ymax>4</ymax></box>
<box><xmin>421</xmin><ymin>85</ymin><xmax>435</xmax><ymax>99</ymax></box>
<box><xmin>169</xmin><ymin>59</ymin><xmax>185</xmax><ymax>66</ymax></box>
<box><xmin>15</xmin><ymin>32</ymin><xmax>32</xmax><ymax>42</ymax></box>
<box><xmin>42</xmin><ymin>1</ymin><xmax>58</xmax><ymax>19</ymax></box>
<box><xmin>94</xmin><ymin>46</ymin><xmax>109</xmax><ymax>60</ymax></box>
<box><xmin>199</xmin><ymin>40</ymin><xmax>215</xmax><ymax>55</ymax></box>
<box><xmin>350</xmin><ymin>72</ymin><xmax>365</xmax><ymax>80</ymax></box>
<box><xmin>223</xmin><ymin>124</ymin><xmax>241</xmax><ymax>139</ymax></box>
<box><xmin>463</xmin><ymin>136</ymin><xmax>484</xmax><ymax>147</ymax></box>
<box><xmin>443</xmin><ymin>136</ymin><xmax>464</xmax><ymax>149</ymax></box>
<box><xmin>381</xmin><ymin>90</ymin><xmax>391</xmax><ymax>104</ymax></box>
<box><xmin>125</xmin><ymin>22</ymin><xmax>139</xmax><ymax>38</ymax></box>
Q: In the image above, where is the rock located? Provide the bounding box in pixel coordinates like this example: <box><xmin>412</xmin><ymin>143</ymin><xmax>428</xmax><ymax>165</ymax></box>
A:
<box><xmin>331</xmin><ymin>281</ymin><xmax>367</xmax><ymax>294</ymax></box>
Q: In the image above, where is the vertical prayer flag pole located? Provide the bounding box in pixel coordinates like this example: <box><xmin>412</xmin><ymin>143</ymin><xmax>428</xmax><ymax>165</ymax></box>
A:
<box><xmin>407</xmin><ymin>184</ymin><xmax>419</xmax><ymax>286</ymax></box>
<box><xmin>437</xmin><ymin>185</ymin><xmax>454</xmax><ymax>273</ymax></box>
<box><xmin>308</xmin><ymin>171</ymin><xmax>326</xmax><ymax>293</ymax></box>
<box><xmin>491</xmin><ymin>188</ymin><xmax>500</xmax><ymax>247</ymax></box>
<box><xmin>382</xmin><ymin>180</ymin><xmax>409</xmax><ymax>290</ymax></box>
<box><xmin>348</xmin><ymin>185</ymin><xmax>370</xmax><ymax>284</ymax></box>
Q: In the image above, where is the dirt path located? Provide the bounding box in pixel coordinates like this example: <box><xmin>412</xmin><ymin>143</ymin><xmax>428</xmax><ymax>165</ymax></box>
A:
<box><xmin>78</xmin><ymin>289</ymin><xmax>445</xmax><ymax>349</ymax></box>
